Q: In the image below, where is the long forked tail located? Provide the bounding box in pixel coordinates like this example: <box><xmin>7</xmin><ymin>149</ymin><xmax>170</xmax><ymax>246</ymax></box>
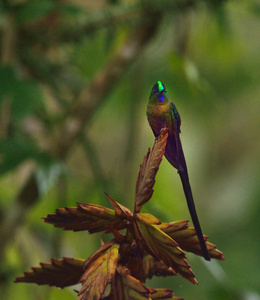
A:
<box><xmin>179</xmin><ymin>169</ymin><xmax>211</xmax><ymax>261</ymax></box>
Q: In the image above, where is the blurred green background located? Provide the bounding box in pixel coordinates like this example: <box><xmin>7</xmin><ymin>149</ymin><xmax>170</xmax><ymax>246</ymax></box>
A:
<box><xmin>0</xmin><ymin>0</ymin><xmax>260</xmax><ymax>299</ymax></box>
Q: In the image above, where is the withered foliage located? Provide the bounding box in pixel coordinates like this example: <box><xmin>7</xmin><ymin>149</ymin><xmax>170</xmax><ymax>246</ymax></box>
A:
<box><xmin>15</xmin><ymin>128</ymin><xmax>224</xmax><ymax>299</ymax></box>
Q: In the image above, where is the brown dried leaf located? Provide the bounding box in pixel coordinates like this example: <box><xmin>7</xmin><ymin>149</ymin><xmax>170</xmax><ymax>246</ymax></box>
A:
<box><xmin>162</xmin><ymin>223</ymin><xmax>224</xmax><ymax>260</ymax></box>
<box><xmin>105</xmin><ymin>192</ymin><xmax>133</xmax><ymax>219</ymax></box>
<box><xmin>134</xmin><ymin>128</ymin><xmax>168</xmax><ymax>213</ymax></box>
<box><xmin>43</xmin><ymin>202</ymin><xmax>126</xmax><ymax>234</ymax></box>
<box><xmin>115</xmin><ymin>265</ymin><xmax>153</xmax><ymax>300</ymax></box>
<box><xmin>114</xmin><ymin>266</ymin><xmax>179</xmax><ymax>300</ymax></box>
<box><xmin>135</xmin><ymin>219</ymin><xmax>197</xmax><ymax>284</ymax></box>
<box><xmin>143</xmin><ymin>254</ymin><xmax>177</xmax><ymax>279</ymax></box>
<box><xmin>14</xmin><ymin>257</ymin><xmax>84</xmax><ymax>288</ymax></box>
<box><xmin>78</xmin><ymin>243</ymin><xmax>119</xmax><ymax>300</ymax></box>
<box><xmin>151</xmin><ymin>288</ymin><xmax>182</xmax><ymax>300</ymax></box>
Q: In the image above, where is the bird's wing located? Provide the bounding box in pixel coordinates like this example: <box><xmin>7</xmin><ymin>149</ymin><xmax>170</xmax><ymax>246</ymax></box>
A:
<box><xmin>170</xmin><ymin>104</ymin><xmax>210</xmax><ymax>260</ymax></box>
<box><xmin>170</xmin><ymin>102</ymin><xmax>185</xmax><ymax>172</ymax></box>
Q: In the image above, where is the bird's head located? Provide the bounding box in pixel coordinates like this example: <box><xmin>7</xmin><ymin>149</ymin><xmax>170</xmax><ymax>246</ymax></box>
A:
<box><xmin>149</xmin><ymin>81</ymin><xmax>167</xmax><ymax>103</ymax></box>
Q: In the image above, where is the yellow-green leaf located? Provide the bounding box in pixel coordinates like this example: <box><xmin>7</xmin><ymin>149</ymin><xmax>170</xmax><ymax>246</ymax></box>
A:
<box><xmin>164</xmin><ymin>223</ymin><xmax>224</xmax><ymax>260</ymax></box>
<box><xmin>78</xmin><ymin>243</ymin><xmax>119</xmax><ymax>300</ymax></box>
<box><xmin>115</xmin><ymin>265</ymin><xmax>152</xmax><ymax>300</ymax></box>
<box><xmin>136</xmin><ymin>213</ymin><xmax>161</xmax><ymax>225</ymax></box>
<box><xmin>157</xmin><ymin>221</ymin><xmax>189</xmax><ymax>233</ymax></box>
<box><xmin>136</xmin><ymin>219</ymin><xmax>197</xmax><ymax>284</ymax></box>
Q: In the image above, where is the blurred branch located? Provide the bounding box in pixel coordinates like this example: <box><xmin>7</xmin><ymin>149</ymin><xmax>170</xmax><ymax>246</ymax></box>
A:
<box><xmin>20</xmin><ymin>49</ymin><xmax>84</xmax><ymax>109</ymax></box>
<box><xmin>121</xmin><ymin>69</ymin><xmax>144</xmax><ymax>207</ymax></box>
<box><xmin>0</xmin><ymin>10</ymin><xmax>162</xmax><ymax>257</ymax></box>
<box><xmin>80</xmin><ymin>133</ymin><xmax>109</xmax><ymax>196</ymax></box>
<box><xmin>1</xmin><ymin>13</ymin><xmax>16</xmax><ymax>64</ymax></box>
<box><xmin>20</xmin><ymin>3</ymin><xmax>143</xmax><ymax>47</ymax></box>
<box><xmin>20</xmin><ymin>50</ymin><xmax>70</xmax><ymax>107</ymax></box>
<box><xmin>174</xmin><ymin>11</ymin><xmax>192</xmax><ymax>56</ymax></box>
<box><xmin>0</xmin><ymin>0</ymin><xmax>198</xmax><ymax>266</ymax></box>
<box><xmin>19</xmin><ymin>0</ymin><xmax>195</xmax><ymax>47</ymax></box>
<box><xmin>55</xmin><ymin>13</ymin><xmax>161</xmax><ymax>158</ymax></box>
<box><xmin>0</xmin><ymin>13</ymin><xmax>16</xmax><ymax>138</ymax></box>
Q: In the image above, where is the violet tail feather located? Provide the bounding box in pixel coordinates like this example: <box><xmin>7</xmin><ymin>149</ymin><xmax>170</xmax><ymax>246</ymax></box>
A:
<box><xmin>178</xmin><ymin>169</ymin><xmax>211</xmax><ymax>261</ymax></box>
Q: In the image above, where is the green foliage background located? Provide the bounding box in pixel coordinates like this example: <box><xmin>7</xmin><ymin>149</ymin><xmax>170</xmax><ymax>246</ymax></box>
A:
<box><xmin>0</xmin><ymin>0</ymin><xmax>260</xmax><ymax>299</ymax></box>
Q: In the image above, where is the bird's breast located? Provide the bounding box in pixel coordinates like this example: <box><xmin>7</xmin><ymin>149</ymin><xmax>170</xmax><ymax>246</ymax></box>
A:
<box><xmin>147</xmin><ymin>104</ymin><xmax>173</xmax><ymax>137</ymax></box>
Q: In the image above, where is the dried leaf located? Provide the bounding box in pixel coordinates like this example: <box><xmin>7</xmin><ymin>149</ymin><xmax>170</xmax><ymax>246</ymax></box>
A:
<box><xmin>14</xmin><ymin>257</ymin><xmax>84</xmax><ymax>288</ymax></box>
<box><xmin>115</xmin><ymin>265</ymin><xmax>152</xmax><ymax>300</ymax></box>
<box><xmin>134</xmin><ymin>128</ymin><xmax>168</xmax><ymax>213</ymax></box>
<box><xmin>123</xmin><ymin>275</ymin><xmax>151</xmax><ymax>295</ymax></box>
<box><xmin>151</xmin><ymin>288</ymin><xmax>182</xmax><ymax>300</ymax></box>
<box><xmin>135</xmin><ymin>219</ymin><xmax>197</xmax><ymax>284</ymax></box>
<box><xmin>105</xmin><ymin>192</ymin><xmax>133</xmax><ymax>220</ymax></box>
<box><xmin>158</xmin><ymin>221</ymin><xmax>189</xmax><ymax>233</ymax></box>
<box><xmin>162</xmin><ymin>223</ymin><xmax>224</xmax><ymax>260</ymax></box>
<box><xmin>121</xmin><ymin>246</ymin><xmax>146</xmax><ymax>282</ymax></box>
<box><xmin>43</xmin><ymin>202</ymin><xmax>126</xmax><ymax>233</ymax></box>
<box><xmin>136</xmin><ymin>213</ymin><xmax>161</xmax><ymax>225</ymax></box>
<box><xmin>143</xmin><ymin>254</ymin><xmax>177</xmax><ymax>279</ymax></box>
<box><xmin>78</xmin><ymin>243</ymin><xmax>119</xmax><ymax>300</ymax></box>
<box><xmin>82</xmin><ymin>240</ymin><xmax>116</xmax><ymax>269</ymax></box>
<box><xmin>114</xmin><ymin>266</ymin><xmax>179</xmax><ymax>300</ymax></box>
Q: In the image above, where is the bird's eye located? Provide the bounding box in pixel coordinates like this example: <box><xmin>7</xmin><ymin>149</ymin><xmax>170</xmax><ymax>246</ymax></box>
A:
<box><xmin>150</xmin><ymin>81</ymin><xmax>166</xmax><ymax>99</ymax></box>
<box><xmin>152</xmin><ymin>87</ymin><xmax>159</xmax><ymax>94</ymax></box>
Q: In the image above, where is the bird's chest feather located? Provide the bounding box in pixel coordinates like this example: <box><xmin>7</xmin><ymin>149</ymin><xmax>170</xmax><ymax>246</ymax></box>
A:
<box><xmin>147</xmin><ymin>104</ymin><xmax>173</xmax><ymax>136</ymax></box>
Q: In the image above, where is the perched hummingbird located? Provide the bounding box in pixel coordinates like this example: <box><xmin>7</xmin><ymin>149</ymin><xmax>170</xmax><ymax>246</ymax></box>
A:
<box><xmin>146</xmin><ymin>81</ymin><xmax>210</xmax><ymax>261</ymax></box>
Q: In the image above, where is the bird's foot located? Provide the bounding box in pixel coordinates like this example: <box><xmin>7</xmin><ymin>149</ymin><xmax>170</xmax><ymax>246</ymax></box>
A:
<box><xmin>160</xmin><ymin>126</ymin><xmax>168</xmax><ymax>133</ymax></box>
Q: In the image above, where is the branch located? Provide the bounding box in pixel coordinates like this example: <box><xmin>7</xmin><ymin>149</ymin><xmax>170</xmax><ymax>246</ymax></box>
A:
<box><xmin>19</xmin><ymin>3</ymin><xmax>141</xmax><ymax>47</ymax></box>
<box><xmin>1</xmin><ymin>13</ymin><xmax>16</xmax><ymax>64</ymax></box>
<box><xmin>54</xmin><ymin>13</ymin><xmax>161</xmax><ymax>158</ymax></box>
<box><xmin>80</xmin><ymin>133</ymin><xmax>109</xmax><ymax>196</ymax></box>
<box><xmin>20</xmin><ymin>50</ymin><xmax>81</xmax><ymax>109</ymax></box>
<box><xmin>0</xmin><ymin>11</ymin><xmax>161</xmax><ymax>257</ymax></box>
<box><xmin>19</xmin><ymin>1</ymin><xmax>195</xmax><ymax>47</ymax></box>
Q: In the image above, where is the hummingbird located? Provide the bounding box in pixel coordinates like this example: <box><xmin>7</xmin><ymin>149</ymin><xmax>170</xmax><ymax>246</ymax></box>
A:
<box><xmin>146</xmin><ymin>80</ymin><xmax>210</xmax><ymax>261</ymax></box>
